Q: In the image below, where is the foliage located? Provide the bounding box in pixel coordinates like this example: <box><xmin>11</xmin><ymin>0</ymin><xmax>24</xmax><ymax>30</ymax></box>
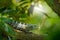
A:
<box><xmin>45</xmin><ymin>0</ymin><xmax>60</xmax><ymax>16</ymax></box>
<box><xmin>40</xmin><ymin>18</ymin><xmax>60</xmax><ymax>40</ymax></box>
<box><xmin>0</xmin><ymin>0</ymin><xmax>60</xmax><ymax>40</ymax></box>
<box><xmin>0</xmin><ymin>17</ymin><xmax>16</xmax><ymax>40</ymax></box>
<box><xmin>0</xmin><ymin>0</ymin><xmax>34</xmax><ymax>40</ymax></box>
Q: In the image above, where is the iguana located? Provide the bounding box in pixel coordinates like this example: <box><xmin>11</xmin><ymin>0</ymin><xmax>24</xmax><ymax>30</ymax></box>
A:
<box><xmin>2</xmin><ymin>18</ymin><xmax>37</xmax><ymax>33</ymax></box>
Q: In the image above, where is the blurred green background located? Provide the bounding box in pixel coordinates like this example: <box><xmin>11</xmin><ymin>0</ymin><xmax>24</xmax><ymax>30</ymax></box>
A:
<box><xmin>0</xmin><ymin>0</ymin><xmax>60</xmax><ymax>40</ymax></box>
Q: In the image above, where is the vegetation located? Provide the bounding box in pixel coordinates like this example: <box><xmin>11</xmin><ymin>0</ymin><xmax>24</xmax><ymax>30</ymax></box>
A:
<box><xmin>0</xmin><ymin>0</ymin><xmax>60</xmax><ymax>40</ymax></box>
